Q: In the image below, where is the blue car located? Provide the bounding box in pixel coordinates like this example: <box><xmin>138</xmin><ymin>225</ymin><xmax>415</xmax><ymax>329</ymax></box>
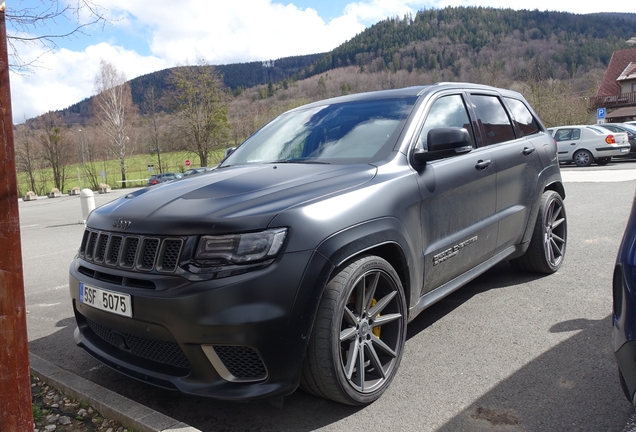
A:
<box><xmin>614</xmin><ymin>195</ymin><xmax>636</xmax><ymax>406</ymax></box>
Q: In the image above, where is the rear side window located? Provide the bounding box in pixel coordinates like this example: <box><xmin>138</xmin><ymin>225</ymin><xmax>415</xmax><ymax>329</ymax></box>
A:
<box><xmin>504</xmin><ymin>97</ymin><xmax>541</xmax><ymax>137</ymax></box>
<box><xmin>471</xmin><ymin>94</ymin><xmax>516</xmax><ymax>146</ymax></box>
<box><xmin>554</xmin><ymin>129</ymin><xmax>581</xmax><ymax>141</ymax></box>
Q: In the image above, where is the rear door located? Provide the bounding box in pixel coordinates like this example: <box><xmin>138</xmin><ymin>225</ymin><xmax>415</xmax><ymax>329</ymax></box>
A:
<box><xmin>467</xmin><ymin>93</ymin><xmax>545</xmax><ymax>253</ymax></box>
<box><xmin>554</xmin><ymin>127</ymin><xmax>581</xmax><ymax>161</ymax></box>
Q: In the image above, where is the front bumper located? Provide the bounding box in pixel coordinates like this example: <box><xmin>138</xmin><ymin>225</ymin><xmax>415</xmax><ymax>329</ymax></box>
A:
<box><xmin>69</xmin><ymin>249</ymin><xmax>331</xmax><ymax>401</ymax></box>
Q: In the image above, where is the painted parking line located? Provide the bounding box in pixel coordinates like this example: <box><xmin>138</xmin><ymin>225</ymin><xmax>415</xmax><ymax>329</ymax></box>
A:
<box><xmin>561</xmin><ymin>170</ymin><xmax>636</xmax><ymax>183</ymax></box>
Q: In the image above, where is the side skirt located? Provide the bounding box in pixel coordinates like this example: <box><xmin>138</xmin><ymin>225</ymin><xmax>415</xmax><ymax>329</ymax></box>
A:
<box><xmin>408</xmin><ymin>245</ymin><xmax>518</xmax><ymax>322</ymax></box>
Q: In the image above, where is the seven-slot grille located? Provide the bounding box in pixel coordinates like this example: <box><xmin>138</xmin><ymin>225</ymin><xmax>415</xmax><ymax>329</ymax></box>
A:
<box><xmin>80</xmin><ymin>229</ymin><xmax>184</xmax><ymax>273</ymax></box>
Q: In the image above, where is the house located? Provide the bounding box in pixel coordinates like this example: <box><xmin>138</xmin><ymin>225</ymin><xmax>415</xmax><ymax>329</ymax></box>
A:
<box><xmin>588</xmin><ymin>47</ymin><xmax>636</xmax><ymax>122</ymax></box>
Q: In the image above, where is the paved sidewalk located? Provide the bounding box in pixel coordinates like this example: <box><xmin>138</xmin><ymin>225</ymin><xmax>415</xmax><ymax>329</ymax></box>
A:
<box><xmin>21</xmin><ymin>187</ymin><xmax>200</xmax><ymax>432</ymax></box>
<box><xmin>30</xmin><ymin>352</ymin><xmax>201</xmax><ymax>432</ymax></box>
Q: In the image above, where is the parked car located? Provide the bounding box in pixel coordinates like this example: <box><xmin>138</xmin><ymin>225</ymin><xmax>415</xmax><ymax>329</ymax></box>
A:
<box><xmin>596</xmin><ymin>123</ymin><xmax>636</xmax><ymax>156</ymax></box>
<box><xmin>183</xmin><ymin>167</ymin><xmax>214</xmax><ymax>176</ymax></box>
<box><xmin>146</xmin><ymin>172</ymin><xmax>182</xmax><ymax>186</ymax></box>
<box><xmin>70</xmin><ymin>83</ymin><xmax>567</xmax><ymax>406</ymax></box>
<box><xmin>547</xmin><ymin>125</ymin><xmax>630</xmax><ymax>167</ymax></box>
<box><xmin>614</xmin><ymin>192</ymin><xmax>636</xmax><ymax>407</ymax></box>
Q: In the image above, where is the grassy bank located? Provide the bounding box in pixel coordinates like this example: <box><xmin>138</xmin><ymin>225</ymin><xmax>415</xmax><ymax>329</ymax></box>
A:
<box><xmin>17</xmin><ymin>149</ymin><xmax>227</xmax><ymax>196</ymax></box>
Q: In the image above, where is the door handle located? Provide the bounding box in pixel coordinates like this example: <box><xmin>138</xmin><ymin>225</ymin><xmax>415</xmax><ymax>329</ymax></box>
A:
<box><xmin>522</xmin><ymin>147</ymin><xmax>535</xmax><ymax>155</ymax></box>
<box><xmin>475</xmin><ymin>159</ymin><xmax>492</xmax><ymax>170</ymax></box>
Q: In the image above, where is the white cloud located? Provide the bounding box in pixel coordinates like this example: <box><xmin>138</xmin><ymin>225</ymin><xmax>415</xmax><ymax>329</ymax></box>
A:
<box><xmin>102</xmin><ymin>0</ymin><xmax>368</xmax><ymax>65</ymax></box>
<box><xmin>343</xmin><ymin>0</ymin><xmax>423</xmax><ymax>23</ymax></box>
<box><xmin>10</xmin><ymin>42</ymin><xmax>166</xmax><ymax>122</ymax></box>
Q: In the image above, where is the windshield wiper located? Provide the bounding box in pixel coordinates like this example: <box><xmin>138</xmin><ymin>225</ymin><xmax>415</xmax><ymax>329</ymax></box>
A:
<box><xmin>269</xmin><ymin>159</ymin><xmax>330</xmax><ymax>164</ymax></box>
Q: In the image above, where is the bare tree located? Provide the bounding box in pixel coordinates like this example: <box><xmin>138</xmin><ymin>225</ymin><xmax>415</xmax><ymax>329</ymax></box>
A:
<box><xmin>37</xmin><ymin>111</ymin><xmax>72</xmax><ymax>191</ymax></box>
<box><xmin>77</xmin><ymin>127</ymin><xmax>104</xmax><ymax>190</ymax></box>
<box><xmin>168</xmin><ymin>60</ymin><xmax>231</xmax><ymax>167</ymax></box>
<box><xmin>143</xmin><ymin>86</ymin><xmax>166</xmax><ymax>173</ymax></box>
<box><xmin>6</xmin><ymin>0</ymin><xmax>108</xmax><ymax>73</ymax></box>
<box><xmin>14</xmin><ymin>124</ymin><xmax>42</xmax><ymax>194</ymax></box>
<box><xmin>94</xmin><ymin>59</ymin><xmax>136</xmax><ymax>183</ymax></box>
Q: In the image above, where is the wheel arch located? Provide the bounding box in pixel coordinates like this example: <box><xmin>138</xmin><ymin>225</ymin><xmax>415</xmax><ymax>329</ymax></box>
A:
<box><xmin>315</xmin><ymin>217</ymin><xmax>419</xmax><ymax>310</ymax></box>
<box><xmin>544</xmin><ymin>179</ymin><xmax>566</xmax><ymax>200</ymax></box>
<box><xmin>511</xmin><ymin>168</ymin><xmax>565</xmax><ymax>258</ymax></box>
<box><xmin>336</xmin><ymin>242</ymin><xmax>410</xmax><ymax>302</ymax></box>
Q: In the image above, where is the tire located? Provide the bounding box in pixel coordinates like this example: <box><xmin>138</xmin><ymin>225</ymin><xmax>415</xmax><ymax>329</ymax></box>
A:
<box><xmin>300</xmin><ymin>255</ymin><xmax>407</xmax><ymax>405</ymax></box>
<box><xmin>573</xmin><ymin>150</ymin><xmax>593</xmax><ymax>167</ymax></box>
<box><xmin>619</xmin><ymin>368</ymin><xmax>634</xmax><ymax>404</ymax></box>
<box><xmin>596</xmin><ymin>157</ymin><xmax>610</xmax><ymax>166</ymax></box>
<box><xmin>510</xmin><ymin>190</ymin><xmax>567</xmax><ymax>273</ymax></box>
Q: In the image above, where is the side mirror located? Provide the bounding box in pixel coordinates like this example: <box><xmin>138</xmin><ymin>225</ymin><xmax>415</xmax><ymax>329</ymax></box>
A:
<box><xmin>412</xmin><ymin>127</ymin><xmax>473</xmax><ymax>166</ymax></box>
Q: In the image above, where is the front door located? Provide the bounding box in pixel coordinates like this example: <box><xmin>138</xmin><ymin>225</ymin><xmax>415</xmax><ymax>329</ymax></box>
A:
<box><xmin>413</xmin><ymin>93</ymin><xmax>498</xmax><ymax>294</ymax></box>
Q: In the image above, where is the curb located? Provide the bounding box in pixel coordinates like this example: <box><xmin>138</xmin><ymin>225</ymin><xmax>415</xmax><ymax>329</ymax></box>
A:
<box><xmin>29</xmin><ymin>352</ymin><xmax>202</xmax><ymax>432</ymax></box>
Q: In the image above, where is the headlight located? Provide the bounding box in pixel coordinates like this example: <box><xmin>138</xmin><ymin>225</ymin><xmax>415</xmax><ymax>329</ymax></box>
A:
<box><xmin>195</xmin><ymin>228</ymin><xmax>287</xmax><ymax>264</ymax></box>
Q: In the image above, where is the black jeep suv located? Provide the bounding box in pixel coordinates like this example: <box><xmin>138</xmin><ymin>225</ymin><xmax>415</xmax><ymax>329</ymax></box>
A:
<box><xmin>70</xmin><ymin>82</ymin><xmax>566</xmax><ymax>405</ymax></box>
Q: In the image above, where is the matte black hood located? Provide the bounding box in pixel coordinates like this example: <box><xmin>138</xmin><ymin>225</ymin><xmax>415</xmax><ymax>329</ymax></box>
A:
<box><xmin>87</xmin><ymin>164</ymin><xmax>377</xmax><ymax>235</ymax></box>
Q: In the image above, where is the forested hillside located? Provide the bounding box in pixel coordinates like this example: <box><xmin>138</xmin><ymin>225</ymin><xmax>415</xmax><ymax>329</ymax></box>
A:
<box><xmin>300</xmin><ymin>7</ymin><xmax>634</xmax><ymax>80</ymax></box>
<box><xmin>54</xmin><ymin>6</ymin><xmax>635</xmax><ymax>123</ymax></box>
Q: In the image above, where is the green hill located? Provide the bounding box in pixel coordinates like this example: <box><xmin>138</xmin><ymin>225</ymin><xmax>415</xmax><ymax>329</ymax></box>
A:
<box><xmin>52</xmin><ymin>6</ymin><xmax>636</xmax><ymax>124</ymax></box>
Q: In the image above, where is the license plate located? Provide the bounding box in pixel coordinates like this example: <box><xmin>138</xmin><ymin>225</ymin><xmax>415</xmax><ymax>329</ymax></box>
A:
<box><xmin>79</xmin><ymin>282</ymin><xmax>132</xmax><ymax>318</ymax></box>
<box><xmin>621</xmin><ymin>148</ymin><xmax>629</xmax><ymax>153</ymax></box>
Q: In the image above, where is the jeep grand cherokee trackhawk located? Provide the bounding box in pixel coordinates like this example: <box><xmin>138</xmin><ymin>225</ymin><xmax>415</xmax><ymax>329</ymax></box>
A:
<box><xmin>70</xmin><ymin>83</ymin><xmax>567</xmax><ymax>406</ymax></box>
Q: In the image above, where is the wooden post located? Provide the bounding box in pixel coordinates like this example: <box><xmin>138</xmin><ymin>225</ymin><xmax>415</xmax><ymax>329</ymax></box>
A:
<box><xmin>0</xmin><ymin>2</ymin><xmax>34</xmax><ymax>431</ymax></box>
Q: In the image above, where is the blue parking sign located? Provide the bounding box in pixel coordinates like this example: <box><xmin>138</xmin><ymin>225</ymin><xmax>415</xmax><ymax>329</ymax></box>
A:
<box><xmin>597</xmin><ymin>108</ymin><xmax>606</xmax><ymax>120</ymax></box>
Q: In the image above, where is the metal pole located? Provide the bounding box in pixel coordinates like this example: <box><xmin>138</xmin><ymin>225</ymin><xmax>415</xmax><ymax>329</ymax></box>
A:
<box><xmin>0</xmin><ymin>3</ymin><xmax>34</xmax><ymax>431</ymax></box>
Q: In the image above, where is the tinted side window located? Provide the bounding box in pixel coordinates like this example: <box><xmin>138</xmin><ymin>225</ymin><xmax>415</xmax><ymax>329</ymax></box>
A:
<box><xmin>416</xmin><ymin>94</ymin><xmax>473</xmax><ymax>150</ymax></box>
<box><xmin>504</xmin><ymin>97</ymin><xmax>541</xmax><ymax>137</ymax></box>
<box><xmin>471</xmin><ymin>95</ymin><xmax>515</xmax><ymax>145</ymax></box>
<box><xmin>554</xmin><ymin>129</ymin><xmax>580</xmax><ymax>141</ymax></box>
<box><xmin>554</xmin><ymin>129</ymin><xmax>570</xmax><ymax>141</ymax></box>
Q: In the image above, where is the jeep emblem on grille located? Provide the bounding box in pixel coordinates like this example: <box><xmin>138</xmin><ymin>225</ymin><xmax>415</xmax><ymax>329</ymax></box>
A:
<box><xmin>113</xmin><ymin>218</ymin><xmax>132</xmax><ymax>230</ymax></box>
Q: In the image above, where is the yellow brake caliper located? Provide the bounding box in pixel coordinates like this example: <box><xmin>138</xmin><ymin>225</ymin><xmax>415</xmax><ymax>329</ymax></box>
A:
<box><xmin>371</xmin><ymin>298</ymin><xmax>381</xmax><ymax>337</ymax></box>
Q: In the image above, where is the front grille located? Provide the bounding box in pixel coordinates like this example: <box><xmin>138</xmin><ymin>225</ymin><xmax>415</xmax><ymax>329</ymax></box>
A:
<box><xmin>79</xmin><ymin>229</ymin><xmax>184</xmax><ymax>274</ymax></box>
<box><xmin>213</xmin><ymin>346</ymin><xmax>267</xmax><ymax>380</ymax></box>
<box><xmin>86</xmin><ymin>318</ymin><xmax>190</xmax><ymax>370</ymax></box>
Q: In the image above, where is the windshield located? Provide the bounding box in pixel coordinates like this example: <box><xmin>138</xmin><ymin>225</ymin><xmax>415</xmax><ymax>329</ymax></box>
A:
<box><xmin>222</xmin><ymin>96</ymin><xmax>417</xmax><ymax>166</ymax></box>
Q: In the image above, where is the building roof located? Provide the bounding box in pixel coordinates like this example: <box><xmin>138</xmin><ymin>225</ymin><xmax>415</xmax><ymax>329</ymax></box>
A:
<box><xmin>605</xmin><ymin>106</ymin><xmax>636</xmax><ymax>119</ymax></box>
<box><xmin>597</xmin><ymin>47</ymin><xmax>636</xmax><ymax>97</ymax></box>
<box><xmin>617</xmin><ymin>62</ymin><xmax>636</xmax><ymax>82</ymax></box>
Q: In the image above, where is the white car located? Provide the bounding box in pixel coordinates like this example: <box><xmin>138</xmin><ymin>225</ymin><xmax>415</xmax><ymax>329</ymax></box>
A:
<box><xmin>547</xmin><ymin>125</ymin><xmax>630</xmax><ymax>166</ymax></box>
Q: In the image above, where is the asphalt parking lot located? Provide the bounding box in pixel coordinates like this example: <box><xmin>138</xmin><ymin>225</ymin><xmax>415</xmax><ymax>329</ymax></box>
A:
<box><xmin>20</xmin><ymin>163</ymin><xmax>636</xmax><ymax>431</ymax></box>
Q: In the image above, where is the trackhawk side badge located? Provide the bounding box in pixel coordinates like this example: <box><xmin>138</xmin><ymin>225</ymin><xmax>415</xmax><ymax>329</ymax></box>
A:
<box><xmin>113</xmin><ymin>218</ymin><xmax>132</xmax><ymax>230</ymax></box>
<box><xmin>433</xmin><ymin>236</ymin><xmax>478</xmax><ymax>266</ymax></box>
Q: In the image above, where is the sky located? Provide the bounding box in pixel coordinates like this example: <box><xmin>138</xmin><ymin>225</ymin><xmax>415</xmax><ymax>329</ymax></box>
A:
<box><xmin>6</xmin><ymin>0</ymin><xmax>636</xmax><ymax>122</ymax></box>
